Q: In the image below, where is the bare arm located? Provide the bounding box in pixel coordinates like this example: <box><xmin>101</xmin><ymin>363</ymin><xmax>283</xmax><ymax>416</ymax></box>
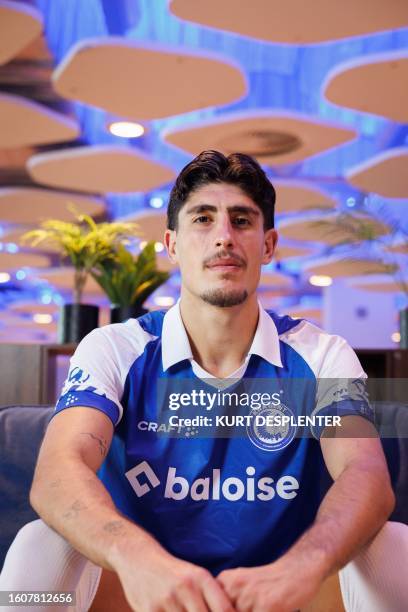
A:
<box><xmin>31</xmin><ymin>407</ymin><xmax>232</xmax><ymax>612</ymax></box>
<box><xmin>218</xmin><ymin>416</ymin><xmax>395</xmax><ymax>611</ymax></box>
<box><xmin>297</xmin><ymin>416</ymin><xmax>395</xmax><ymax>572</ymax></box>
<box><xmin>30</xmin><ymin>407</ymin><xmax>156</xmax><ymax>570</ymax></box>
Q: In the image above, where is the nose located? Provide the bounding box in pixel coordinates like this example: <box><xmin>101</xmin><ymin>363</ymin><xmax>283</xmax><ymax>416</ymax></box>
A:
<box><xmin>214</xmin><ymin>214</ymin><xmax>234</xmax><ymax>249</ymax></box>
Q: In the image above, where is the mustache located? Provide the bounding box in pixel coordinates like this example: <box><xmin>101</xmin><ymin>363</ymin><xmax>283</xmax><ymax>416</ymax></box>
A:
<box><xmin>203</xmin><ymin>250</ymin><xmax>246</xmax><ymax>268</ymax></box>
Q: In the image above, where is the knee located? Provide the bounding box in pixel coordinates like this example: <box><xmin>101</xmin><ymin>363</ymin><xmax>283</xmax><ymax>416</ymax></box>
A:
<box><xmin>12</xmin><ymin>520</ymin><xmax>63</xmax><ymax>550</ymax></box>
<box><xmin>370</xmin><ymin>520</ymin><xmax>408</xmax><ymax>550</ymax></box>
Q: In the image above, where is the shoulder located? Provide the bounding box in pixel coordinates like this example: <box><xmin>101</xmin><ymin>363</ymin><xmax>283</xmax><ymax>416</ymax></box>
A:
<box><xmin>73</xmin><ymin>311</ymin><xmax>163</xmax><ymax>375</ymax></box>
<box><xmin>267</xmin><ymin>312</ymin><xmax>365</xmax><ymax>378</ymax></box>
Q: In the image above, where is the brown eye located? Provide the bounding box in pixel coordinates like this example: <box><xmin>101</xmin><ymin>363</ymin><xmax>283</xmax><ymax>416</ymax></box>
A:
<box><xmin>194</xmin><ymin>215</ymin><xmax>210</xmax><ymax>223</ymax></box>
<box><xmin>234</xmin><ymin>217</ymin><xmax>250</xmax><ymax>226</ymax></box>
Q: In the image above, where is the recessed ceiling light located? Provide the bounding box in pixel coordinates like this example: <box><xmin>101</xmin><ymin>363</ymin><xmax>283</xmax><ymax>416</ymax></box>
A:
<box><xmin>150</xmin><ymin>197</ymin><xmax>164</xmax><ymax>209</ymax></box>
<box><xmin>391</xmin><ymin>331</ymin><xmax>401</xmax><ymax>343</ymax></box>
<box><xmin>154</xmin><ymin>296</ymin><xmax>175</xmax><ymax>307</ymax></box>
<box><xmin>108</xmin><ymin>121</ymin><xmax>145</xmax><ymax>138</ymax></box>
<box><xmin>33</xmin><ymin>313</ymin><xmax>53</xmax><ymax>324</ymax></box>
<box><xmin>309</xmin><ymin>275</ymin><xmax>332</xmax><ymax>287</ymax></box>
<box><xmin>0</xmin><ymin>272</ymin><xmax>11</xmax><ymax>283</ymax></box>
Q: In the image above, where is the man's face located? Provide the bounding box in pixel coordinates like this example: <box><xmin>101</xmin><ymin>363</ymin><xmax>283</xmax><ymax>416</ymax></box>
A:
<box><xmin>165</xmin><ymin>182</ymin><xmax>277</xmax><ymax>307</ymax></box>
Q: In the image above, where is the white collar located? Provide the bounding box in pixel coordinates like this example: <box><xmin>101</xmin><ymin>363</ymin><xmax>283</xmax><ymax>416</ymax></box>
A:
<box><xmin>161</xmin><ymin>299</ymin><xmax>283</xmax><ymax>371</ymax></box>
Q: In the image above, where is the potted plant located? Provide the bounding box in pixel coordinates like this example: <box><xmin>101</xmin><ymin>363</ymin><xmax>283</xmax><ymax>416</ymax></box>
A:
<box><xmin>313</xmin><ymin>208</ymin><xmax>407</xmax><ymax>347</ymax></box>
<box><xmin>22</xmin><ymin>209</ymin><xmax>139</xmax><ymax>342</ymax></box>
<box><xmin>91</xmin><ymin>241</ymin><xmax>170</xmax><ymax>323</ymax></box>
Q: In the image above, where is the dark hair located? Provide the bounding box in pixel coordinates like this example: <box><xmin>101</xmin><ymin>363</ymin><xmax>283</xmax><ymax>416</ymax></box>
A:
<box><xmin>167</xmin><ymin>150</ymin><xmax>275</xmax><ymax>230</ymax></box>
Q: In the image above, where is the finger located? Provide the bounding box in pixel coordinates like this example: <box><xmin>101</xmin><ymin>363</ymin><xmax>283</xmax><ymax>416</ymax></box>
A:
<box><xmin>176</xmin><ymin>582</ymin><xmax>209</xmax><ymax>612</ymax></box>
<box><xmin>201</xmin><ymin>577</ymin><xmax>235</xmax><ymax>612</ymax></box>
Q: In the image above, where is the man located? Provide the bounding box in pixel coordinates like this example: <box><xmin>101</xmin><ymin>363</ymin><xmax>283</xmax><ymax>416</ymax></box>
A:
<box><xmin>1</xmin><ymin>150</ymin><xmax>406</xmax><ymax>611</ymax></box>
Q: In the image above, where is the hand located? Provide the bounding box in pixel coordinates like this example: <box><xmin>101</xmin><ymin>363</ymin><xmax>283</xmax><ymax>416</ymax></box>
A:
<box><xmin>218</xmin><ymin>557</ymin><xmax>324</xmax><ymax>612</ymax></box>
<box><xmin>115</xmin><ymin>544</ymin><xmax>234</xmax><ymax>612</ymax></box>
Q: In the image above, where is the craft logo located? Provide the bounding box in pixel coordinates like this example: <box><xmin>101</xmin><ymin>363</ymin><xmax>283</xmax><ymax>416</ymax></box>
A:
<box><xmin>246</xmin><ymin>402</ymin><xmax>297</xmax><ymax>451</ymax></box>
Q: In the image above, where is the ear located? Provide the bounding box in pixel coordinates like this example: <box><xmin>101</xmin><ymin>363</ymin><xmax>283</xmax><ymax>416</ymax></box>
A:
<box><xmin>262</xmin><ymin>228</ymin><xmax>278</xmax><ymax>265</ymax></box>
<box><xmin>164</xmin><ymin>228</ymin><xmax>178</xmax><ymax>263</ymax></box>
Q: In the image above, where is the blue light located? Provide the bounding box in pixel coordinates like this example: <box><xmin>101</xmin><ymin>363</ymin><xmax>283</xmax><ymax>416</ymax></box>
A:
<box><xmin>150</xmin><ymin>196</ymin><xmax>164</xmax><ymax>209</ymax></box>
<box><xmin>15</xmin><ymin>270</ymin><xmax>26</xmax><ymax>280</ymax></box>
<box><xmin>6</xmin><ymin>243</ymin><xmax>18</xmax><ymax>253</ymax></box>
<box><xmin>346</xmin><ymin>197</ymin><xmax>356</xmax><ymax>208</ymax></box>
<box><xmin>41</xmin><ymin>293</ymin><xmax>53</xmax><ymax>305</ymax></box>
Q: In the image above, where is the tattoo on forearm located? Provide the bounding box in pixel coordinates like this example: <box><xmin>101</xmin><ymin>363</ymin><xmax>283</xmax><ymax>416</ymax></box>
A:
<box><xmin>80</xmin><ymin>432</ymin><xmax>108</xmax><ymax>457</ymax></box>
<box><xmin>62</xmin><ymin>499</ymin><xmax>88</xmax><ymax>520</ymax></box>
<box><xmin>103</xmin><ymin>521</ymin><xmax>125</xmax><ymax>536</ymax></box>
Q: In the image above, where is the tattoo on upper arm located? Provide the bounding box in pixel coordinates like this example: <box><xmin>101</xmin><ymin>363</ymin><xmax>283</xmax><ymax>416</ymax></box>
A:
<box><xmin>80</xmin><ymin>432</ymin><xmax>108</xmax><ymax>457</ymax></box>
<box><xmin>103</xmin><ymin>521</ymin><xmax>125</xmax><ymax>536</ymax></box>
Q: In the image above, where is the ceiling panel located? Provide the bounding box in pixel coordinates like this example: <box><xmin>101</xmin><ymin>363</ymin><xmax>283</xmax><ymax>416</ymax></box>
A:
<box><xmin>33</xmin><ymin>267</ymin><xmax>105</xmax><ymax>295</ymax></box>
<box><xmin>277</xmin><ymin>212</ymin><xmax>391</xmax><ymax>244</ymax></box>
<box><xmin>170</xmin><ymin>0</ymin><xmax>408</xmax><ymax>43</ymax></box>
<box><xmin>274</xmin><ymin>245</ymin><xmax>314</xmax><ymax>261</ymax></box>
<box><xmin>346</xmin><ymin>148</ymin><xmax>408</xmax><ymax>198</ymax></box>
<box><xmin>9</xmin><ymin>301</ymin><xmax>59</xmax><ymax>315</ymax></box>
<box><xmin>52</xmin><ymin>38</ymin><xmax>247</xmax><ymax>120</ymax></box>
<box><xmin>27</xmin><ymin>146</ymin><xmax>176</xmax><ymax>193</ymax></box>
<box><xmin>0</xmin><ymin>251</ymin><xmax>50</xmax><ymax>270</ymax></box>
<box><xmin>0</xmin><ymin>187</ymin><xmax>105</xmax><ymax>223</ymax></box>
<box><xmin>163</xmin><ymin>111</ymin><xmax>357</xmax><ymax>166</ymax></box>
<box><xmin>0</xmin><ymin>93</ymin><xmax>79</xmax><ymax>148</ymax></box>
<box><xmin>286</xmin><ymin>306</ymin><xmax>322</xmax><ymax>323</ymax></box>
<box><xmin>0</xmin><ymin>227</ymin><xmax>60</xmax><ymax>252</ymax></box>
<box><xmin>123</xmin><ymin>210</ymin><xmax>167</xmax><ymax>243</ymax></box>
<box><xmin>0</xmin><ymin>1</ymin><xmax>43</xmax><ymax>65</ymax></box>
<box><xmin>324</xmin><ymin>52</ymin><xmax>408</xmax><ymax>123</ymax></box>
<box><xmin>304</xmin><ymin>256</ymin><xmax>395</xmax><ymax>277</ymax></box>
<box><xmin>274</xmin><ymin>180</ymin><xmax>337</xmax><ymax>214</ymax></box>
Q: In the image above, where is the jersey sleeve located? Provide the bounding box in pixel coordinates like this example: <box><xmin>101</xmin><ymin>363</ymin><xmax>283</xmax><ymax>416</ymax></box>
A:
<box><xmin>55</xmin><ymin>327</ymin><xmax>125</xmax><ymax>426</ymax></box>
<box><xmin>311</xmin><ymin>334</ymin><xmax>374</xmax><ymax>438</ymax></box>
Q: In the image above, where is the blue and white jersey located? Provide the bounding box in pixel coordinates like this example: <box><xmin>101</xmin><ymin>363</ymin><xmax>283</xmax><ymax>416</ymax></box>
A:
<box><xmin>56</xmin><ymin>302</ymin><xmax>372</xmax><ymax>574</ymax></box>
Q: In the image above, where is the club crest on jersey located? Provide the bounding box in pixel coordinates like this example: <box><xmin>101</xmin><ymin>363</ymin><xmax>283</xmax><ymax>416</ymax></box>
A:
<box><xmin>246</xmin><ymin>402</ymin><xmax>296</xmax><ymax>451</ymax></box>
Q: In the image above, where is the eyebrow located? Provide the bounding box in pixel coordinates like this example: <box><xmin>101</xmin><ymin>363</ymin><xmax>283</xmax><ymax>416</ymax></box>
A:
<box><xmin>185</xmin><ymin>204</ymin><xmax>260</xmax><ymax>216</ymax></box>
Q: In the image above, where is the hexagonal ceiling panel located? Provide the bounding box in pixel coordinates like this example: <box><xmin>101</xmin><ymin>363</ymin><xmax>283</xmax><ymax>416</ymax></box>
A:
<box><xmin>34</xmin><ymin>267</ymin><xmax>105</xmax><ymax>295</ymax></box>
<box><xmin>1</xmin><ymin>227</ymin><xmax>60</xmax><ymax>252</ymax></box>
<box><xmin>324</xmin><ymin>52</ymin><xmax>408</xmax><ymax>123</ymax></box>
<box><xmin>274</xmin><ymin>180</ymin><xmax>337</xmax><ymax>214</ymax></box>
<box><xmin>277</xmin><ymin>212</ymin><xmax>391</xmax><ymax>245</ymax></box>
<box><xmin>0</xmin><ymin>93</ymin><xmax>79</xmax><ymax>148</ymax></box>
<box><xmin>259</xmin><ymin>271</ymin><xmax>293</xmax><ymax>288</ymax></box>
<box><xmin>274</xmin><ymin>245</ymin><xmax>314</xmax><ymax>261</ymax></box>
<box><xmin>163</xmin><ymin>111</ymin><xmax>357</xmax><ymax>166</ymax></box>
<box><xmin>10</xmin><ymin>301</ymin><xmax>59</xmax><ymax>315</ymax></box>
<box><xmin>52</xmin><ymin>38</ymin><xmax>247</xmax><ymax>120</ymax></box>
<box><xmin>27</xmin><ymin>146</ymin><xmax>176</xmax><ymax>194</ymax></box>
<box><xmin>0</xmin><ymin>1</ymin><xmax>43</xmax><ymax>65</ymax></box>
<box><xmin>122</xmin><ymin>210</ymin><xmax>168</xmax><ymax>244</ymax></box>
<box><xmin>170</xmin><ymin>0</ymin><xmax>408</xmax><ymax>44</ymax></box>
<box><xmin>0</xmin><ymin>188</ymin><xmax>105</xmax><ymax>223</ymax></box>
<box><xmin>0</xmin><ymin>252</ymin><xmax>50</xmax><ymax>270</ymax></box>
<box><xmin>303</xmin><ymin>256</ymin><xmax>395</xmax><ymax>278</ymax></box>
<box><xmin>350</xmin><ymin>278</ymin><xmax>406</xmax><ymax>293</ymax></box>
<box><xmin>286</xmin><ymin>306</ymin><xmax>322</xmax><ymax>324</ymax></box>
<box><xmin>387</xmin><ymin>242</ymin><xmax>408</xmax><ymax>255</ymax></box>
<box><xmin>346</xmin><ymin>148</ymin><xmax>408</xmax><ymax>198</ymax></box>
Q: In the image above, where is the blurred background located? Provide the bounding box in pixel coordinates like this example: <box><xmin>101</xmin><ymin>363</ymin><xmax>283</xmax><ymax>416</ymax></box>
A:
<box><xmin>0</xmin><ymin>0</ymin><xmax>407</xmax><ymax>349</ymax></box>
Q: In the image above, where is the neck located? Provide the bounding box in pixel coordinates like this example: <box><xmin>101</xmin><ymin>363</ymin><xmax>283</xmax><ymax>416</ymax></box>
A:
<box><xmin>179</xmin><ymin>289</ymin><xmax>259</xmax><ymax>378</ymax></box>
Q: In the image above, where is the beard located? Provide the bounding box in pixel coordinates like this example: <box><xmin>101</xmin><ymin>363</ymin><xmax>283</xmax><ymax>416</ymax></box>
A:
<box><xmin>200</xmin><ymin>288</ymin><xmax>248</xmax><ymax>308</ymax></box>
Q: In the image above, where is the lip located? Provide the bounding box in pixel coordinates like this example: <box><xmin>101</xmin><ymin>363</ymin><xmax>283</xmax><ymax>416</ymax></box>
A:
<box><xmin>207</xmin><ymin>261</ymin><xmax>242</xmax><ymax>272</ymax></box>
